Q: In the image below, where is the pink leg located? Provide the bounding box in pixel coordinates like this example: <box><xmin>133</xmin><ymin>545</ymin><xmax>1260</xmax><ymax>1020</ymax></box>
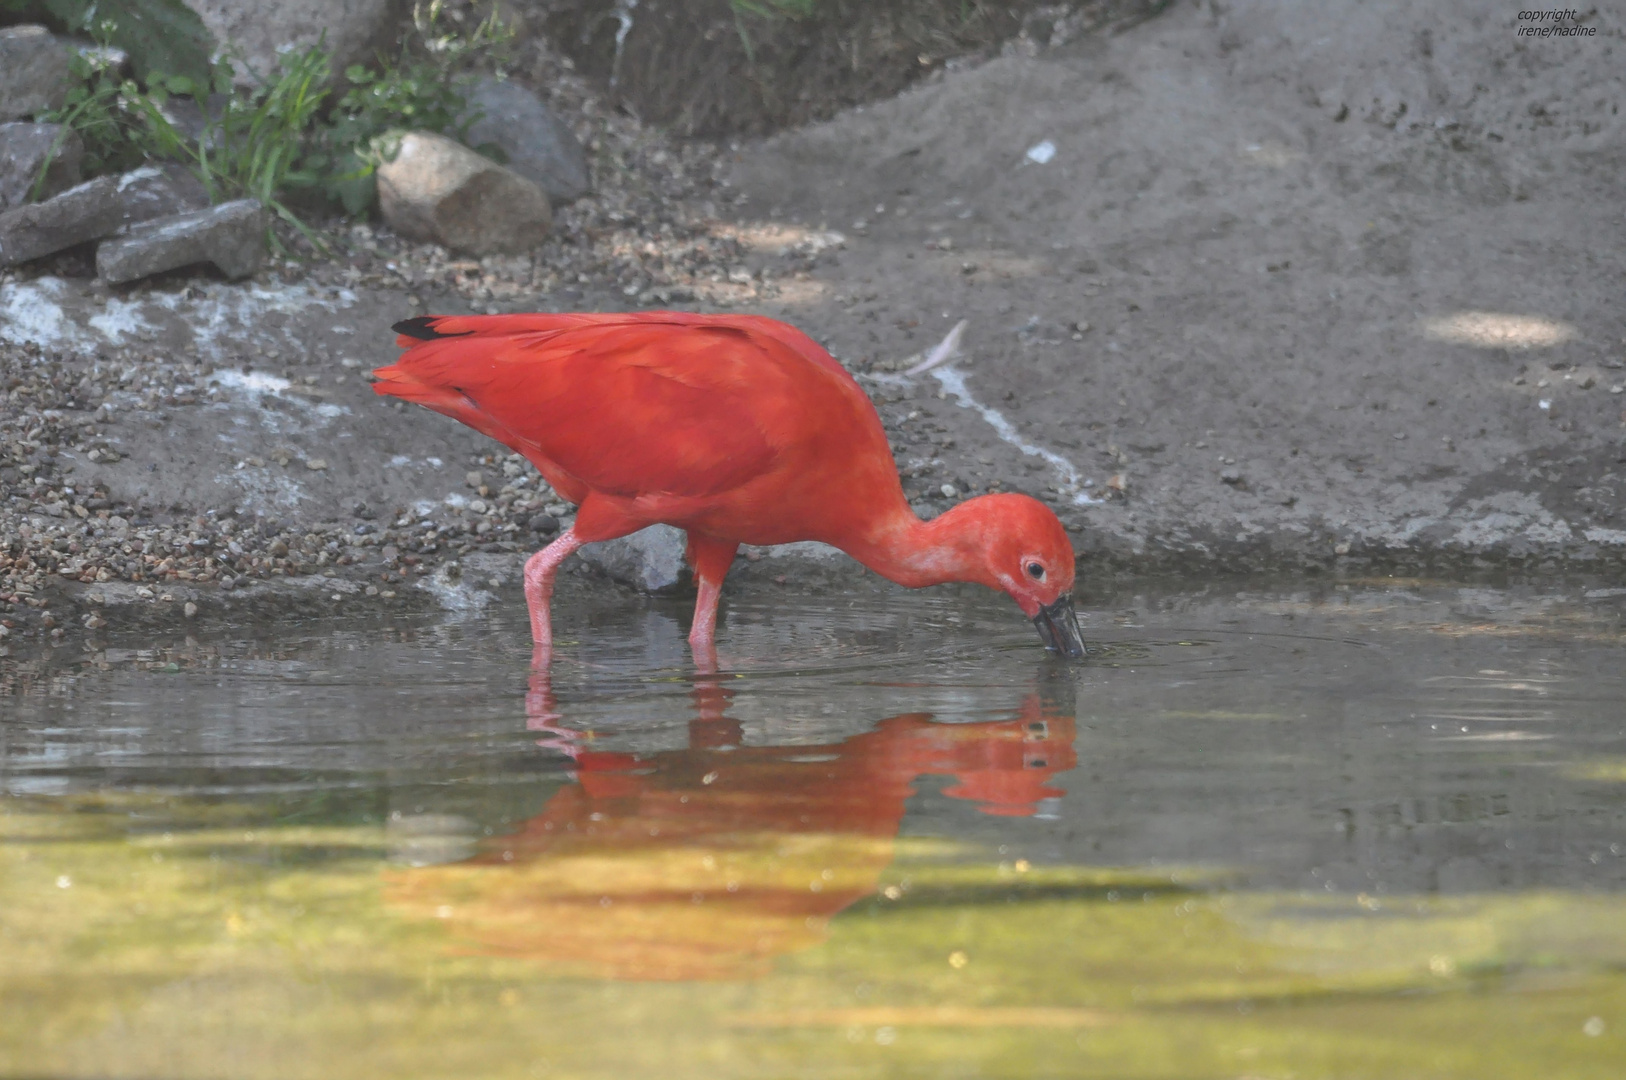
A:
<box><xmin>524</xmin><ymin>525</ymin><xmax>584</xmax><ymax>660</ymax></box>
<box><xmin>685</xmin><ymin>534</ymin><xmax>739</xmax><ymax>668</ymax></box>
<box><xmin>689</xmin><ymin>576</ymin><xmax>724</xmax><ymax>671</ymax></box>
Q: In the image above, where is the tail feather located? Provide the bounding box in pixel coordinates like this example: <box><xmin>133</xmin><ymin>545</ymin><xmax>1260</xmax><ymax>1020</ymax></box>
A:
<box><xmin>371</xmin><ymin>361</ymin><xmax>517</xmax><ymax>447</ymax></box>
<box><xmin>390</xmin><ymin>312</ymin><xmax>660</xmax><ymax>349</ymax></box>
<box><xmin>392</xmin><ymin>315</ymin><xmax>473</xmax><ymax>342</ymax></box>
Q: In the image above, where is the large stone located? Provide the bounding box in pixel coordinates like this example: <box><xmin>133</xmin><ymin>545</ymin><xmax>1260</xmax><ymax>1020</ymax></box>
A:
<box><xmin>460</xmin><ymin>77</ymin><xmax>591</xmax><ymax>205</ymax></box>
<box><xmin>0</xmin><ymin>122</ymin><xmax>83</xmax><ymax>210</ymax></box>
<box><xmin>185</xmin><ymin>0</ymin><xmax>405</xmax><ymax>86</ymax></box>
<box><xmin>0</xmin><ymin>26</ymin><xmax>72</xmax><ymax>121</ymax></box>
<box><xmin>114</xmin><ymin>164</ymin><xmax>212</xmax><ymax>226</ymax></box>
<box><xmin>376</xmin><ymin>131</ymin><xmax>552</xmax><ymax>255</ymax></box>
<box><xmin>96</xmin><ymin>198</ymin><xmax>267</xmax><ymax>283</ymax></box>
<box><xmin>0</xmin><ymin>176</ymin><xmax>122</xmax><ymax>267</ymax></box>
<box><xmin>578</xmin><ymin>525</ymin><xmax>690</xmax><ymax>594</ymax></box>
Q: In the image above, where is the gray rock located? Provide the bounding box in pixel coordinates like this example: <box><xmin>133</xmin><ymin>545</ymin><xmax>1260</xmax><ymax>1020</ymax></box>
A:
<box><xmin>460</xmin><ymin>77</ymin><xmax>591</xmax><ymax>205</ymax></box>
<box><xmin>186</xmin><ymin>0</ymin><xmax>404</xmax><ymax>87</ymax></box>
<box><xmin>0</xmin><ymin>26</ymin><xmax>72</xmax><ymax>122</ymax></box>
<box><xmin>113</xmin><ymin>164</ymin><xmax>211</xmax><ymax>226</ymax></box>
<box><xmin>155</xmin><ymin>93</ymin><xmax>230</xmax><ymax>149</ymax></box>
<box><xmin>376</xmin><ymin>131</ymin><xmax>552</xmax><ymax>255</ymax></box>
<box><xmin>0</xmin><ymin>122</ymin><xmax>83</xmax><ymax>210</ymax></box>
<box><xmin>0</xmin><ymin>176</ymin><xmax>122</xmax><ymax>267</ymax></box>
<box><xmin>578</xmin><ymin>525</ymin><xmax>690</xmax><ymax>594</ymax></box>
<box><xmin>96</xmin><ymin>199</ymin><xmax>267</xmax><ymax>283</ymax></box>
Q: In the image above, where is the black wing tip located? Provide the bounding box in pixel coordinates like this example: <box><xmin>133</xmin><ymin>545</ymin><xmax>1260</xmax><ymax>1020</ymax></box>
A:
<box><xmin>392</xmin><ymin>316</ymin><xmax>472</xmax><ymax>340</ymax></box>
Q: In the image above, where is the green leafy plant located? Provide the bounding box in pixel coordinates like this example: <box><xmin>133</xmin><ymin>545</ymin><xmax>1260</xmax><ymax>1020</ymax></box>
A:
<box><xmin>38</xmin><ymin>44</ymin><xmax>334</xmax><ymax>250</ymax></box>
<box><xmin>310</xmin><ymin>0</ymin><xmax>517</xmax><ymax>216</ymax></box>
<box><xmin>310</xmin><ymin>62</ymin><xmax>472</xmax><ymax>217</ymax></box>
<box><xmin>32</xmin><ymin>48</ymin><xmax>153</xmax><ymax>196</ymax></box>
<box><xmin>410</xmin><ymin>0</ymin><xmax>516</xmax><ymax>76</ymax></box>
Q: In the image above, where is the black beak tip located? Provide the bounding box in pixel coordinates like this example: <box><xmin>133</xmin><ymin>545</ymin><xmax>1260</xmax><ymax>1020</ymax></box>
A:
<box><xmin>1033</xmin><ymin>596</ymin><xmax>1087</xmax><ymax>660</ymax></box>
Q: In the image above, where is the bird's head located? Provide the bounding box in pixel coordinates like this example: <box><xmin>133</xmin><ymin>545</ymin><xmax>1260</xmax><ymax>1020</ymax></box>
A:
<box><xmin>936</xmin><ymin>493</ymin><xmax>1085</xmax><ymax>659</ymax></box>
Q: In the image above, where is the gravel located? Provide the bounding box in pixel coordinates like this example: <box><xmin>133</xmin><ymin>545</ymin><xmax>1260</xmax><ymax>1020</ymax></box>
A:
<box><xmin>0</xmin><ymin>330</ymin><xmax>599</xmax><ymax>651</ymax></box>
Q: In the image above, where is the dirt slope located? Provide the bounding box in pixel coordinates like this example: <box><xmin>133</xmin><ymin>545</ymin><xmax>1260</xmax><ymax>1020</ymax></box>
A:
<box><xmin>728</xmin><ymin>0</ymin><xmax>1626</xmax><ymax>571</ymax></box>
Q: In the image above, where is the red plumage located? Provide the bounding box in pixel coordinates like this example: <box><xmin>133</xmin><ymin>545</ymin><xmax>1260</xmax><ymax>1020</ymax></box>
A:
<box><xmin>374</xmin><ymin>311</ymin><xmax>1084</xmax><ymax>663</ymax></box>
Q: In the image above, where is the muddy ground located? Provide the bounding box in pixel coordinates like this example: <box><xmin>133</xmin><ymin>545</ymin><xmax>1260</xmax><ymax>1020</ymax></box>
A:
<box><xmin>3</xmin><ymin>0</ymin><xmax>1625</xmax><ymax>653</ymax></box>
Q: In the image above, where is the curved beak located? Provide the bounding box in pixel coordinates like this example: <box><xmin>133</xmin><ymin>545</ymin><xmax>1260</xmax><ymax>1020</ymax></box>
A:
<box><xmin>1032</xmin><ymin>594</ymin><xmax>1086</xmax><ymax>659</ymax></box>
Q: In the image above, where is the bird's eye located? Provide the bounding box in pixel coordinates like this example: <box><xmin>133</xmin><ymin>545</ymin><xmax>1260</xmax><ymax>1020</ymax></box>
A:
<box><xmin>1026</xmin><ymin>562</ymin><xmax>1045</xmax><ymax>580</ymax></box>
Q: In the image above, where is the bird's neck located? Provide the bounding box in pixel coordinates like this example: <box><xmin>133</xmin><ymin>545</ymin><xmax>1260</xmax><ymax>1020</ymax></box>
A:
<box><xmin>843</xmin><ymin>503</ymin><xmax>990</xmax><ymax>590</ymax></box>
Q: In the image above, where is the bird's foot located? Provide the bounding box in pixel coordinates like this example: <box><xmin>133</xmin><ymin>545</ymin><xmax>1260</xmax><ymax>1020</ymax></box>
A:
<box><xmin>688</xmin><ymin>632</ymin><xmax>718</xmax><ymax>675</ymax></box>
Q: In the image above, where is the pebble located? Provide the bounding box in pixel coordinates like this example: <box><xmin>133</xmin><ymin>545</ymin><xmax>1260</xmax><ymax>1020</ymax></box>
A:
<box><xmin>0</xmin><ymin>337</ymin><xmax>587</xmax><ymax>637</ymax></box>
<box><xmin>376</xmin><ymin>132</ymin><xmax>553</xmax><ymax>256</ymax></box>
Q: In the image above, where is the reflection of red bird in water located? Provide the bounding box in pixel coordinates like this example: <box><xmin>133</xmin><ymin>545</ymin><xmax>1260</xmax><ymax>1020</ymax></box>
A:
<box><xmin>388</xmin><ymin>685</ymin><xmax>1076</xmax><ymax>981</ymax></box>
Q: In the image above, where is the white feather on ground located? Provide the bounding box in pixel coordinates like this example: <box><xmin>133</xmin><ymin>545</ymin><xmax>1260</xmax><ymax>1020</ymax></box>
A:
<box><xmin>904</xmin><ymin>319</ymin><xmax>968</xmax><ymax>375</ymax></box>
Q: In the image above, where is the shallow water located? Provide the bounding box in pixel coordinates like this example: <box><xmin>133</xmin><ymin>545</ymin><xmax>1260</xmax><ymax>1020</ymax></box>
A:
<box><xmin>3</xmin><ymin>580</ymin><xmax>1625</xmax><ymax>1078</ymax></box>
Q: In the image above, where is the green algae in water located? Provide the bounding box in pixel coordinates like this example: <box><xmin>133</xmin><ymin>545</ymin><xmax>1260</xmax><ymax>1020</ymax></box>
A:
<box><xmin>1</xmin><ymin>581</ymin><xmax>1624</xmax><ymax>1077</ymax></box>
<box><xmin>2</xmin><ymin>803</ymin><xmax>1623</xmax><ymax>1079</ymax></box>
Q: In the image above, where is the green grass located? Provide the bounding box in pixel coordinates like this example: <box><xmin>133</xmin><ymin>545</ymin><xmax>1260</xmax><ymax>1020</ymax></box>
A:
<box><xmin>731</xmin><ymin>0</ymin><xmax>818</xmax><ymax>17</ymax></box>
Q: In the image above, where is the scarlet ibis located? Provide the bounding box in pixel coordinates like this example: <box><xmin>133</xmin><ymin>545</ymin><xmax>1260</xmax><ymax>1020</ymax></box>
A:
<box><xmin>372</xmin><ymin>312</ymin><xmax>1084</xmax><ymax>661</ymax></box>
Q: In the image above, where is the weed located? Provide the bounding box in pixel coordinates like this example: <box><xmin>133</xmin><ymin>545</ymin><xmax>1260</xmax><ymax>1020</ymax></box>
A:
<box><xmin>730</xmin><ymin>0</ymin><xmax>817</xmax><ymax>18</ymax></box>
<box><xmin>32</xmin><ymin>49</ymin><xmax>152</xmax><ymax>198</ymax></box>
<box><xmin>728</xmin><ymin>0</ymin><xmax>816</xmax><ymax>66</ymax></box>
<box><xmin>24</xmin><ymin>0</ymin><xmax>520</xmax><ymax>253</ymax></box>
<box><xmin>311</xmin><ymin>0</ymin><xmax>517</xmax><ymax>216</ymax></box>
<box><xmin>160</xmin><ymin>47</ymin><xmax>335</xmax><ymax>250</ymax></box>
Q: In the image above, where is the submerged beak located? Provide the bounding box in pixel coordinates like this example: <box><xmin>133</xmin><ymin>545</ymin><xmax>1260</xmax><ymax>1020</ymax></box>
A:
<box><xmin>1032</xmin><ymin>595</ymin><xmax>1086</xmax><ymax>659</ymax></box>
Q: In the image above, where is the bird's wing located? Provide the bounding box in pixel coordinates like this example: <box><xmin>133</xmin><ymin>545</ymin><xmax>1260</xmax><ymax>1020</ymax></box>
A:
<box><xmin>373</xmin><ymin>313</ymin><xmax>857</xmax><ymax>499</ymax></box>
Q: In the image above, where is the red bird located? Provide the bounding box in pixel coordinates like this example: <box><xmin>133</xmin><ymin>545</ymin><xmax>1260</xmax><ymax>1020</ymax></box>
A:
<box><xmin>372</xmin><ymin>312</ymin><xmax>1084</xmax><ymax>662</ymax></box>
